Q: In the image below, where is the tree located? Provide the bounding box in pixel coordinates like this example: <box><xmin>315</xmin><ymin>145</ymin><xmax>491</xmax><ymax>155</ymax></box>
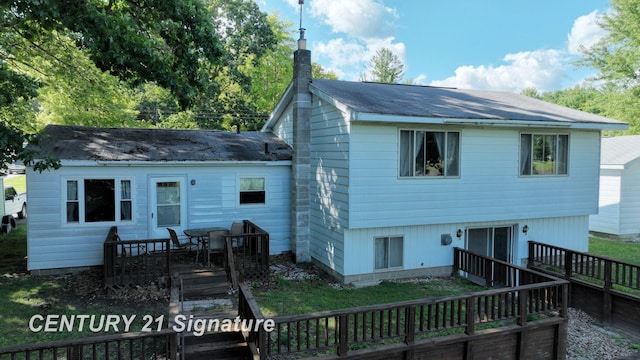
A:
<box><xmin>520</xmin><ymin>87</ymin><xmax>541</xmax><ymax>99</ymax></box>
<box><xmin>362</xmin><ymin>48</ymin><xmax>404</xmax><ymax>83</ymax></box>
<box><xmin>575</xmin><ymin>0</ymin><xmax>640</xmax><ymax>133</ymax></box>
<box><xmin>577</xmin><ymin>0</ymin><xmax>640</xmax><ymax>87</ymax></box>
<box><xmin>0</xmin><ymin>0</ymin><xmax>223</xmax><ymax>170</ymax></box>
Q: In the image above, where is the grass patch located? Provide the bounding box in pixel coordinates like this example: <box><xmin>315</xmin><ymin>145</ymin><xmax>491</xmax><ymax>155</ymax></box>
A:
<box><xmin>0</xmin><ymin>225</ymin><xmax>168</xmax><ymax>348</ymax></box>
<box><xmin>0</xmin><ymin>275</ymin><xmax>168</xmax><ymax>347</ymax></box>
<box><xmin>589</xmin><ymin>237</ymin><xmax>640</xmax><ymax>265</ymax></box>
<box><xmin>2</xmin><ymin>174</ymin><xmax>27</xmax><ymax>193</ymax></box>
<box><xmin>254</xmin><ymin>277</ymin><xmax>485</xmax><ymax>317</ymax></box>
<box><xmin>0</xmin><ymin>226</ymin><xmax>27</xmax><ymax>274</ymax></box>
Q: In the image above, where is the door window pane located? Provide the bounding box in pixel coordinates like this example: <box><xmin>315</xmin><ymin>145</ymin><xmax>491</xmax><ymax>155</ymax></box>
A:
<box><xmin>156</xmin><ymin>182</ymin><xmax>181</xmax><ymax>227</ymax></box>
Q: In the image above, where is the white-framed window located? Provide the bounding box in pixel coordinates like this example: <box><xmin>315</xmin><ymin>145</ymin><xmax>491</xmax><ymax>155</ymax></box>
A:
<box><xmin>239</xmin><ymin>177</ymin><xmax>265</xmax><ymax>205</ymax></box>
<box><xmin>374</xmin><ymin>236</ymin><xmax>403</xmax><ymax>270</ymax></box>
<box><xmin>520</xmin><ymin>134</ymin><xmax>569</xmax><ymax>176</ymax></box>
<box><xmin>399</xmin><ymin>130</ymin><xmax>460</xmax><ymax>177</ymax></box>
<box><xmin>65</xmin><ymin>178</ymin><xmax>133</xmax><ymax>224</ymax></box>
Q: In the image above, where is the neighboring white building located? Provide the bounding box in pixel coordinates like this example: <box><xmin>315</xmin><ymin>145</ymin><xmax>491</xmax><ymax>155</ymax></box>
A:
<box><xmin>27</xmin><ymin>126</ymin><xmax>292</xmax><ymax>272</ymax></box>
<box><xmin>590</xmin><ymin>135</ymin><xmax>640</xmax><ymax>238</ymax></box>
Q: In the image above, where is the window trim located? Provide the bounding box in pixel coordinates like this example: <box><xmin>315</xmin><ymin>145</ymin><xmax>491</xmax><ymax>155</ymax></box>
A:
<box><xmin>374</xmin><ymin>235</ymin><xmax>404</xmax><ymax>271</ymax></box>
<box><xmin>519</xmin><ymin>133</ymin><xmax>569</xmax><ymax>177</ymax></box>
<box><xmin>63</xmin><ymin>177</ymin><xmax>135</xmax><ymax>225</ymax></box>
<box><xmin>238</xmin><ymin>176</ymin><xmax>267</xmax><ymax>206</ymax></box>
<box><xmin>398</xmin><ymin>128</ymin><xmax>461</xmax><ymax>178</ymax></box>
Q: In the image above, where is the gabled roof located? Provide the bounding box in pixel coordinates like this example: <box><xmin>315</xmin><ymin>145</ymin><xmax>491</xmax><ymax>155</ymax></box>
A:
<box><xmin>35</xmin><ymin>125</ymin><xmax>292</xmax><ymax>162</ymax></box>
<box><xmin>267</xmin><ymin>79</ymin><xmax>627</xmax><ymax>130</ymax></box>
<box><xmin>601</xmin><ymin>135</ymin><xmax>640</xmax><ymax>168</ymax></box>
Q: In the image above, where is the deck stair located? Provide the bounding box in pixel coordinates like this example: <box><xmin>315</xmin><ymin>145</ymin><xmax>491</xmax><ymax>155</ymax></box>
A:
<box><xmin>172</xmin><ymin>266</ymin><xmax>249</xmax><ymax>359</ymax></box>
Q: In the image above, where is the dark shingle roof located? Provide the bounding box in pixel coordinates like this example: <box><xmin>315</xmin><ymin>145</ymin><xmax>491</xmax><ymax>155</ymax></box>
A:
<box><xmin>35</xmin><ymin>125</ymin><xmax>292</xmax><ymax>162</ymax></box>
<box><xmin>309</xmin><ymin>79</ymin><xmax>625</xmax><ymax>126</ymax></box>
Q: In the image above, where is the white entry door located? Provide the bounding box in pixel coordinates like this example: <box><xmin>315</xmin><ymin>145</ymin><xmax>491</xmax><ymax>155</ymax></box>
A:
<box><xmin>149</xmin><ymin>177</ymin><xmax>187</xmax><ymax>239</ymax></box>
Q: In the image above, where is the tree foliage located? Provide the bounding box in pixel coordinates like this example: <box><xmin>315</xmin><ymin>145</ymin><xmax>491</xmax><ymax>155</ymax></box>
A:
<box><xmin>1</xmin><ymin>0</ymin><xmax>226</xmax><ymax>169</ymax></box>
<box><xmin>574</xmin><ymin>0</ymin><xmax>640</xmax><ymax>133</ymax></box>
<box><xmin>363</xmin><ymin>48</ymin><xmax>404</xmax><ymax>83</ymax></box>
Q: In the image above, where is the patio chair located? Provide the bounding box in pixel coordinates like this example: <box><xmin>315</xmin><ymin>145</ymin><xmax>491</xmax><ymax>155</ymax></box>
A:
<box><xmin>167</xmin><ymin>228</ymin><xmax>200</xmax><ymax>263</ymax></box>
<box><xmin>229</xmin><ymin>222</ymin><xmax>245</xmax><ymax>248</ymax></box>
<box><xmin>207</xmin><ymin>229</ymin><xmax>228</xmax><ymax>266</ymax></box>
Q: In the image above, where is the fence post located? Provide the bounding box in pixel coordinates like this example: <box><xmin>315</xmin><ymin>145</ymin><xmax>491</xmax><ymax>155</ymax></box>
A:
<box><xmin>452</xmin><ymin>248</ymin><xmax>460</xmax><ymax>276</ymax></box>
<box><xmin>259</xmin><ymin>328</ymin><xmax>268</xmax><ymax>360</ymax></box>
<box><xmin>405</xmin><ymin>306</ymin><xmax>416</xmax><ymax>344</ymax></box>
<box><xmin>465</xmin><ymin>296</ymin><xmax>475</xmax><ymax>335</ymax></box>
<box><xmin>518</xmin><ymin>289</ymin><xmax>528</xmax><ymax>326</ymax></box>
<box><xmin>337</xmin><ymin>314</ymin><xmax>349</xmax><ymax>356</ymax></box>
<box><xmin>564</xmin><ymin>250</ymin><xmax>572</xmax><ymax>278</ymax></box>
<box><xmin>527</xmin><ymin>241</ymin><xmax>535</xmax><ymax>268</ymax></box>
<box><xmin>602</xmin><ymin>259</ymin><xmax>613</xmax><ymax>324</ymax></box>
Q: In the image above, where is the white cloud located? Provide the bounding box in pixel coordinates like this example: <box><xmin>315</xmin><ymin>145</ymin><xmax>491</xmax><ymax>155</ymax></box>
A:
<box><xmin>429</xmin><ymin>50</ymin><xmax>567</xmax><ymax>92</ymax></box>
<box><xmin>567</xmin><ymin>10</ymin><xmax>607</xmax><ymax>55</ymax></box>
<box><xmin>307</xmin><ymin>0</ymin><xmax>399</xmax><ymax>40</ymax></box>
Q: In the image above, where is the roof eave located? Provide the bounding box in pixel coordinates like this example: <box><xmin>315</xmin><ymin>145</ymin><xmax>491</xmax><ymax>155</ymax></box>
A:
<box><xmin>46</xmin><ymin>160</ymin><xmax>292</xmax><ymax>167</ymax></box>
<box><xmin>352</xmin><ymin>112</ymin><xmax>630</xmax><ymax>130</ymax></box>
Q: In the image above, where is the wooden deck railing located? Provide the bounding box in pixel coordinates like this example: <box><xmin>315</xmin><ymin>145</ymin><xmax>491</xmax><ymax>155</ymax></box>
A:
<box><xmin>0</xmin><ymin>329</ymin><xmax>177</xmax><ymax>360</ymax></box>
<box><xmin>239</xmin><ymin>248</ymin><xmax>568</xmax><ymax>359</ymax></box>
<box><xmin>103</xmin><ymin>226</ymin><xmax>171</xmax><ymax>290</ymax></box>
<box><xmin>453</xmin><ymin>247</ymin><xmax>558</xmax><ymax>287</ymax></box>
<box><xmin>224</xmin><ymin>220</ymin><xmax>270</xmax><ymax>287</ymax></box>
<box><xmin>528</xmin><ymin>240</ymin><xmax>640</xmax><ymax>292</ymax></box>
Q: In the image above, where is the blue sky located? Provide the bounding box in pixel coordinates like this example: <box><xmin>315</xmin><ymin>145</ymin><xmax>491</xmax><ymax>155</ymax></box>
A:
<box><xmin>257</xmin><ymin>0</ymin><xmax>611</xmax><ymax>93</ymax></box>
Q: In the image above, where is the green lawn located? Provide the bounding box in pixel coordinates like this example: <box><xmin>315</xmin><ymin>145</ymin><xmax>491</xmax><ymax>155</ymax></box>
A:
<box><xmin>589</xmin><ymin>237</ymin><xmax>640</xmax><ymax>265</ymax></box>
<box><xmin>254</xmin><ymin>276</ymin><xmax>485</xmax><ymax>317</ymax></box>
<box><xmin>0</xmin><ymin>225</ymin><xmax>168</xmax><ymax>348</ymax></box>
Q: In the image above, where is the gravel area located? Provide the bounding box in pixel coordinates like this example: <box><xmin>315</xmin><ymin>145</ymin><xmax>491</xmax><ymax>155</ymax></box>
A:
<box><xmin>567</xmin><ymin>307</ymin><xmax>639</xmax><ymax>359</ymax></box>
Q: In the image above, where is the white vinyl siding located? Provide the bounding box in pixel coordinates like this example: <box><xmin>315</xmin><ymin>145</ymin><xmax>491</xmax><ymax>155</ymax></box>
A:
<box><xmin>619</xmin><ymin>164</ymin><xmax>640</xmax><ymax>236</ymax></box>
<box><xmin>343</xmin><ymin>216</ymin><xmax>589</xmax><ymax>277</ymax></box>
<box><xmin>309</xmin><ymin>97</ymin><xmax>350</xmax><ymax>274</ymax></box>
<box><xmin>348</xmin><ymin>125</ymin><xmax>600</xmax><ymax>229</ymax></box>
<box><xmin>592</xmin><ymin>163</ymin><xmax>640</xmax><ymax>237</ymax></box>
<box><xmin>27</xmin><ymin>163</ymin><xmax>291</xmax><ymax>271</ymax></box>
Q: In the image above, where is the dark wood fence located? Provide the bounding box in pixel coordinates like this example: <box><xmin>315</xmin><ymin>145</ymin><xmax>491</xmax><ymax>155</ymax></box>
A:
<box><xmin>528</xmin><ymin>240</ymin><xmax>640</xmax><ymax>336</ymax></box>
<box><xmin>0</xmin><ymin>330</ymin><xmax>177</xmax><ymax>360</ymax></box>
<box><xmin>239</xmin><ymin>248</ymin><xmax>569</xmax><ymax>360</ymax></box>
<box><xmin>103</xmin><ymin>226</ymin><xmax>171</xmax><ymax>290</ymax></box>
<box><xmin>224</xmin><ymin>220</ymin><xmax>270</xmax><ymax>287</ymax></box>
<box><xmin>453</xmin><ymin>247</ymin><xmax>557</xmax><ymax>287</ymax></box>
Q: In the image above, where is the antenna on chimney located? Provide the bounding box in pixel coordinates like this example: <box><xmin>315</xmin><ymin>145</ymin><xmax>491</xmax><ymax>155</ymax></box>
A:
<box><xmin>298</xmin><ymin>0</ymin><xmax>306</xmax><ymax>49</ymax></box>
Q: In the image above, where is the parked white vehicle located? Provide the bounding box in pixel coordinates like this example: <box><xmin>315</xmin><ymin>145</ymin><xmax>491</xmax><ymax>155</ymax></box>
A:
<box><xmin>2</xmin><ymin>178</ymin><xmax>27</xmax><ymax>233</ymax></box>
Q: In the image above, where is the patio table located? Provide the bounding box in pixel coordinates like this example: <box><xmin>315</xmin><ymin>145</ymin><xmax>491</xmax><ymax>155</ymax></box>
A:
<box><xmin>183</xmin><ymin>227</ymin><xmax>228</xmax><ymax>266</ymax></box>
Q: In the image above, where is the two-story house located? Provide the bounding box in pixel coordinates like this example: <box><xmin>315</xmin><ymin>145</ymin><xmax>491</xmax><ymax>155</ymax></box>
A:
<box><xmin>26</xmin><ymin>45</ymin><xmax>627</xmax><ymax>282</ymax></box>
<box><xmin>261</xmin><ymin>47</ymin><xmax>628</xmax><ymax>283</ymax></box>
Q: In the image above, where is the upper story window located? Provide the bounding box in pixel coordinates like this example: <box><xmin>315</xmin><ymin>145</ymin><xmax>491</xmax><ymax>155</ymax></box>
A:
<box><xmin>399</xmin><ymin>130</ymin><xmax>460</xmax><ymax>177</ymax></box>
<box><xmin>66</xmin><ymin>178</ymin><xmax>133</xmax><ymax>223</ymax></box>
<box><xmin>520</xmin><ymin>134</ymin><xmax>568</xmax><ymax>176</ymax></box>
<box><xmin>239</xmin><ymin>178</ymin><xmax>265</xmax><ymax>204</ymax></box>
